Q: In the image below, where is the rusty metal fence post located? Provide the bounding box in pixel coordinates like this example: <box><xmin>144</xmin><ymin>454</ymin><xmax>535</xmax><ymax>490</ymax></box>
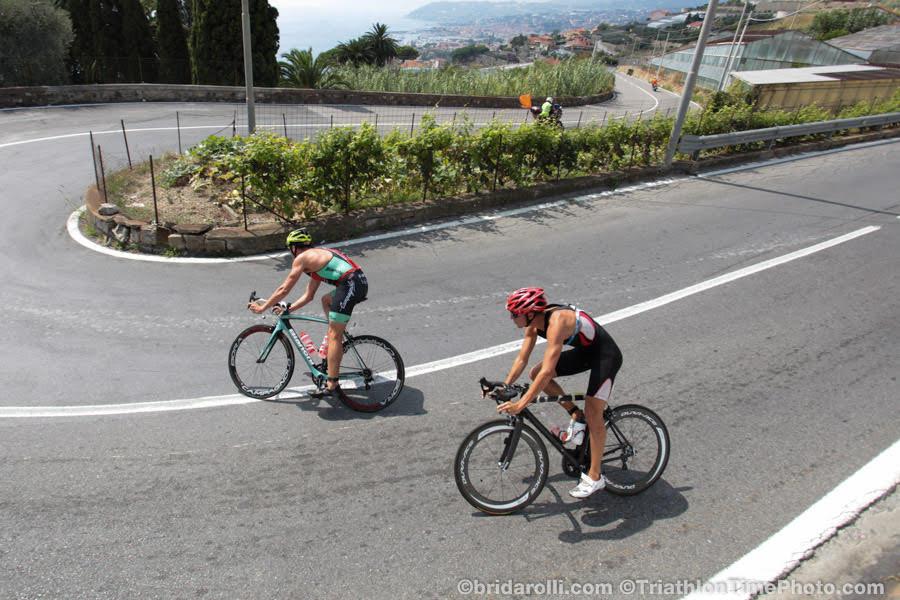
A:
<box><xmin>149</xmin><ymin>155</ymin><xmax>159</xmax><ymax>224</ymax></box>
<box><xmin>97</xmin><ymin>145</ymin><xmax>108</xmax><ymax>203</ymax></box>
<box><xmin>120</xmin><ymin>120</ymin><xmax>132</xmax><ymax>169</ymax></box>
<box><xmin>89</xmin><ymin>131</ymin><xmax>100</xmax><ymax>191</ymax></box>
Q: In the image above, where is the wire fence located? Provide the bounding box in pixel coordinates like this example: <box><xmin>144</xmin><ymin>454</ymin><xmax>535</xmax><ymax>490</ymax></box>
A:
<box><xmin>86</xmin><ymin>101</ymin><xmax>675</xmax><ymax>230</ymax></box>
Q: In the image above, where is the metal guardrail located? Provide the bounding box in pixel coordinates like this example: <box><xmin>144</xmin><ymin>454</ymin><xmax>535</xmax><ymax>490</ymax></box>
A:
<box><xmin>678</xmin><ymin>112</ymin><xmax>900</xmax><ymax>159</ymax></box>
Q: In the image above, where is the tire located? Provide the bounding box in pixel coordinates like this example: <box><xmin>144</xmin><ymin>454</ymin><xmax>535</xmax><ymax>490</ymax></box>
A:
<box><xmin>455</xmin><ymin>420</ymin><xmax>549</xmax><ymax>515</ymax></box>
<box><xmin>228</xmin><ymin>324</ymin><xmax>295</xmax><ymax>399</ymax></box>
<box><xmin>336</xmin><ymin>335</ymin><xmax>404</xmax><ymax>412</ymax></box>
<box><xmin>602</xmin><ymin>405</ymin><xmax>670</xmax><ymax>496</ymax></box>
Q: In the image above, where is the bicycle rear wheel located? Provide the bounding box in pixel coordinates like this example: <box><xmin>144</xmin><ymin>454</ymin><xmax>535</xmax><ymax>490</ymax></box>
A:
<box><xmin>455</xmin><ymin>420</ymin><xmax>549</xmax><ymax>515</ymax></box>
<box><xmin>602</xmin><ymin>405</ymin><xmax>670</xmax><ymax>496</ymax></box>
<box><xmin>228</xmin><ymin>325</ymin><xmax>295</xmax><ymax>399</ymax></box>
<box><xmin>336</xmin><ymin>335</ymin><xmax>404</xmax><ymax>412</ymax></box>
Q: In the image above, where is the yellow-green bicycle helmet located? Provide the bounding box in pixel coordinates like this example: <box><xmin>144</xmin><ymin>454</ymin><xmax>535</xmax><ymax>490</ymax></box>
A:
<box><xmin>286</xmin><ymin>228</ymin><xmax>313</xmax><ymax>248</ymax></box>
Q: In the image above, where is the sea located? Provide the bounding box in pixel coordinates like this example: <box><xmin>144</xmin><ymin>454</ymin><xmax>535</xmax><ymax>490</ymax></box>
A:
<box><xmin>273</xmin><ymin>4</ymin><xmax>431</xmax><ymax>57</ymax></box>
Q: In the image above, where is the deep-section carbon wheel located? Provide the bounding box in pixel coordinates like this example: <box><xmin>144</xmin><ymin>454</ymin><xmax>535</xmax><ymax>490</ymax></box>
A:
<box><xmin>337</xmin><ymin>335</ymin><xmax>404</xmax><ymax>412</ymax></box>
<box><xmin>455</xmin><ymin>420</ymin><xmax>549</xmax><ymax>515</ymax></box>
<box><xmin>228</xmin><ymin>325</ymin><xmax>294</xmax><ymax>399</ymax></box>
<box><xmin>602</xmin><ymin>405</ymin><xmax>670</xmax><ymax>495</ymax></box>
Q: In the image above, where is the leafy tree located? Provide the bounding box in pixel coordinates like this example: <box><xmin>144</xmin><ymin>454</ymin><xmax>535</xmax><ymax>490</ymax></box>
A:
<box><xmin>510</xmin><ymin>34</ymin><xmax>527</xmax><ymax>48</ymax></box>
<box><xmin>279</xmin><ymin>48</ymin><xmax>345</xmax><ymax>89</ymax></box>
<box><xmin>190</xmin><ymin>0</ymin><xmax>279</xmax><ymax>86</ymax></box>
<box><xmin>156</xmin><ymin>0</ymin><xmax>191</xmax><ymax>83</ymax></box>
<box><xmin>362</xmin><ymin>22</ymin><xmax>398</xmax><ymax>67</ymax></box>
<box><xmin>451</xmin><ymin>44</ymin><xmax>489</xmax><ymax>64</ymax></box>
<box><xmin>808</xmin><ymin>8</ymin><xmax>890</xmax><ymax>41</ymax></box>
<box><xmin>0</xmin><ymin>0</ymin><xmax>73</xmax><ymax>86</ymax></box>
<box><xmin>396</xmin><ymin>45</ymin><xmax>420</xmax><ymax>61</ymax></box>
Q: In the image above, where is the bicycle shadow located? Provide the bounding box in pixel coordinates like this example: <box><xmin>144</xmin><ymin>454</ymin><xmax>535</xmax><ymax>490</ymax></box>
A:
<box><xmin>519</xmin><ymin>478</ymin><xmax>690</xmax><ymax>544</ymax></box>
<box><xmin>262</xmin><ymin>384</ymin><xmax>426</xmax><ymax>421</ymax></box>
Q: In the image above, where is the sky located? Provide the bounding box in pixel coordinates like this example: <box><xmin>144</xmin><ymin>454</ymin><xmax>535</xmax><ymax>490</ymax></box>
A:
<box><xmin>268</xmin><ymin>0</ymin><xmax>545</xmax><ymax>55</ymax></box>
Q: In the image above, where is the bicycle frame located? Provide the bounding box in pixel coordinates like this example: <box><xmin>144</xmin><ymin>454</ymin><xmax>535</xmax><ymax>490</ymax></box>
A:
<box><xmin>498</xmin><ymin>397</ymin><xmax>630</xmax><ymax>474</ymax></box>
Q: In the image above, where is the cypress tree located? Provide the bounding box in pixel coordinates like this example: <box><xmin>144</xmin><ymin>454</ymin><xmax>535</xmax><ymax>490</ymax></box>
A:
<box><xmin>190</xmin><ymin>0</ymin><xmax>278</xmax><ymax>86</ymax></box>
<box><xmin>120</xmin><ymin>0</ymin><xmax>158</xmax><ymax>82</ymax></box>
<box><xmin>58</xmin><ymin>0</ymin><xmax>158</xmax><ymax>83</ymax></box>
<box><xmin>157</xmin><ymin>0</ymin><xmax>191</xmax><ymax>83</ymax></box>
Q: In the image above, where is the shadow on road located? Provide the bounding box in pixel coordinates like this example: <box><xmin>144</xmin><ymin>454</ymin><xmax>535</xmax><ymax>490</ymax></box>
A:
<box><xmin>518</xmin><ymin>478</ymin><xmax>690</xmax><ymax>544</ymax></box>
<box><xmin>262</xmin><ymin>384</ymin><xmax>426</xmax><ymax>421</ymax></box>
<box><xmin>701</xmin><ymin>178</ymin><xmax>900</xmax><ymax>217</ymax></box>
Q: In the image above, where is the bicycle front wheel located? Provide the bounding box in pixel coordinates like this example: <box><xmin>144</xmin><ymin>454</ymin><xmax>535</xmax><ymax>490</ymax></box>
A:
<box><xmin>602</xmin><ymin>405</ymin><xmax>670</xmax><ymax>496</ymax></box>
<box><xmin>228</xmin><ymin>325</ymin><xmax>295</xmax><ymax>399</ymax></box>
<box><xmin>455</xmin><ymin>420</ymin><xmax>549</xmax><ymax>515</ymax></box>
<box><xmin>337</xmin><ymin>335</ymin><xmax>404</xmax><ymax>412</ymax></box>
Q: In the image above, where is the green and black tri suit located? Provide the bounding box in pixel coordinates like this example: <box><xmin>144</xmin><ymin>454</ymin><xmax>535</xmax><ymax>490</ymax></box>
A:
<box><xmin>309</xmin><ymin>249</ymin><xmax>368</xmax><ymax>323</ymax></box>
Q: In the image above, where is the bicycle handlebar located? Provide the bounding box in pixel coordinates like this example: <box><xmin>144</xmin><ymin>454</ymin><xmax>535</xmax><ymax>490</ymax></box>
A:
<box><xmin>248</xmin><ymin>291</ymin><xmax>289</xmax><ymax>315</ymax></box>
<box><xmin>479</xmin><ymin>377</ymin><xmax>526</xmax><ymax>402</ymax></box>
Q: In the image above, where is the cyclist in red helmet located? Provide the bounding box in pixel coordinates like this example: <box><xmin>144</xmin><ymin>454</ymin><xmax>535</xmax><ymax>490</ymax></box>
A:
<box><xmin>498</xmin><ymin>287</ymin><xmax>623</xmax><ymax>499</ymax></box>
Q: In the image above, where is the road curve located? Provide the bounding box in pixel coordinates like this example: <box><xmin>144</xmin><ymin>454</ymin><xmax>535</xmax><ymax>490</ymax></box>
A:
<box><xmin>0</xmin><ymin>78</ymin><xmax>897</xmax><ymax>598</ymax></box>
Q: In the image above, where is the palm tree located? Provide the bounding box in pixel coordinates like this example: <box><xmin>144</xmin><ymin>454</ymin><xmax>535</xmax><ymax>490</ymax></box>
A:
<box><xmin>334</xmin><ymin>37</ymin><xmax>376</xmax><ymax>67</ymax></box>
<box><xmin>362</xmin><ymin>22</ymin><xmax>399</xmax><ymax>67</ymax></box>
<box><xmin>279</xmin><ymin>48</ymin><xmax>346</xmax><ymax>89</ymax></box>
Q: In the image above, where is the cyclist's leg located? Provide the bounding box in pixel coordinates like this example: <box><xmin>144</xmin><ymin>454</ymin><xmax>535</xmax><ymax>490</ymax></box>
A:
<box><xmin>550</xmin><ymin>349</ymin><xmax>591</xmax><ymax>420</ymax></box>
<box><xmin>324</xmin><ymin>273</ymin><xmax>368</xmax><ymax>391</ymax></box>
<box><xmin>583</xmin><ymin>350</ymin><xmax>623</xmax><ymax>481</ymax></box>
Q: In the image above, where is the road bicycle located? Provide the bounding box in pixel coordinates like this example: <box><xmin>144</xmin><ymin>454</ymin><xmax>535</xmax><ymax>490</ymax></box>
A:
<box><xmin>228</xmin><ymin>292</ymin><xmax>405</xmax><ymax>412</ymax></box>
<box><xmin>455</xmin><ymin>378</ymin><xmax>670</xmax><ymax>515</ymax></box>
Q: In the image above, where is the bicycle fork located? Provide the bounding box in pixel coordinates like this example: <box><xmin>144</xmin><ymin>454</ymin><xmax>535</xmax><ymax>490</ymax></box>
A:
<box><xmin>498</xmin><ymin>417</ymin><xmax>524</xmax><ymax>470</ymax></box>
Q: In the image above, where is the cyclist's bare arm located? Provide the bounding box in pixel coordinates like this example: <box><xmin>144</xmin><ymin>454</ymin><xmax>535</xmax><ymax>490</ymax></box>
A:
<box><xmin>288</xmin><ymin>278</ymin><xmax>321</xmax><ymax>312</ymax></box>
<box><xmin>250</xmin><ymin>258</ymin><xmax>305</xmax><ymax>313</ymax></box>
<box><xmin>505</xmin><ymin>327</ymin><xmax>537</xmax><ymax>385</ymax></box>
<box><xmin>519</xmin><ymin>312</ymin><xmax>572</xmax><ymax>405</ymax></box>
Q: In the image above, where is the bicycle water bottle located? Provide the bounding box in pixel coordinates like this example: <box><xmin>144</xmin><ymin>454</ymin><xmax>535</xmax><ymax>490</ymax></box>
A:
<box><xmin>299</xmin><ymin>331</ymin><xmax>317</xmax><ymax>356</ymax></box>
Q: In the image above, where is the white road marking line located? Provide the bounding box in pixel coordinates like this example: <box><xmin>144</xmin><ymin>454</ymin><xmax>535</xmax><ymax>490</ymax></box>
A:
<box><xmin>2</xmin><ymin>225</ymin><xmax>880</xmax><ymax>418</ymax></box>
<box><xmin>615</xmin><ymin>72</ymin><xmax>660</xmax><ymax>113</ymax></box>
<box><xmin>67</xmin><ymin>179</ymin><xmax>684</xmax><ymax>264</ymax></box>
<box><xmin>681</xmin><ymin>436</ymin><xmax>900</xmax><ymax>600</ymax></box>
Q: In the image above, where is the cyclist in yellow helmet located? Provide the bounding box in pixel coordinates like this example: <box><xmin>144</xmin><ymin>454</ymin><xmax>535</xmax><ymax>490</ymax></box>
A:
<box><xmin>249</xmin><ymin>228</ymin><xmax>368</xmax><ymax>398</ymax></box>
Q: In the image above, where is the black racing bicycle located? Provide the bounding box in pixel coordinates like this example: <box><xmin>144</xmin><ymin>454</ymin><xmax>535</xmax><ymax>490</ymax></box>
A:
<box><xmin>454</xmin><ymin>378</ymin><xmax>670</xmax><ymax>515</ymax></box>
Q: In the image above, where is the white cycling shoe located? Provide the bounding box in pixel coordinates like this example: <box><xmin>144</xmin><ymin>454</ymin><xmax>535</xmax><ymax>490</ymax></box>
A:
<box><xmin>569</xmin><ymin>472</ymin><xmax>607</xmax><ymax>499</ymax></box>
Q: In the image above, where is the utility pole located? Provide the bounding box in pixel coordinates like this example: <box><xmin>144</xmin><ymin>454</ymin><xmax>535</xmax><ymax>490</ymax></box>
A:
<box><xmin>241</xmin><ymin>0</ymin><xmax>256</xmax><ymax>134</ymax></box>
<box><xmin>664</xmin><ymin>0</ymin><xmax>720</xmax><ymax>167</ymax></box>
<box><xmin>723</xmin><ymin>10</ymin><xmax>753</xmax><ymax>90</ymax></box>
<box><xmin>656</xmin><ymin>30</ymin><xmax>671</xmax><ymax>79</ymax></box>
<box><xmin>717</xmin><ymin>0</ymin><xmax>749</xmax><ymax>91</ymax></box>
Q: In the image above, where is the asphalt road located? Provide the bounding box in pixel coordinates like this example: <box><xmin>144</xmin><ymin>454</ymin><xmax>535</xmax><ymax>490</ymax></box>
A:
<box><xmin>0</xmin><ymin>78</ymin><xmax>898</xmax><ymax>599</ymax></box>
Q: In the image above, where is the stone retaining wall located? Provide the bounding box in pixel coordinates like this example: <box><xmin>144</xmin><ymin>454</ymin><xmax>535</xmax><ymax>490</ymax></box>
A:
<box><xmin>81</xmin><ymin>126</ymin><xmax>900</xmax><ymax>257</ymax></box>
<box><xmin>0</xmin><ymin>83</ymin><xmax>614</xmax><ymax>110</ymax></box>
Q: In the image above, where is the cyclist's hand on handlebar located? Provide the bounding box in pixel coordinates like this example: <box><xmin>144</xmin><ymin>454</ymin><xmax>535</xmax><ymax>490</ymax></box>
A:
<box><xmin>248</xmin><ymin>299</ymin><xmax>267</xmax><ymax>314</ymax></box>
<box><xmin>272</xmin><ymin>301</ymin><xmax>290</xmax><ymax>315</ymax></box>
<box><xmin>497</xmin><ymin>399</ymin><xmax>526</xmax><ymax>415</ymax></box>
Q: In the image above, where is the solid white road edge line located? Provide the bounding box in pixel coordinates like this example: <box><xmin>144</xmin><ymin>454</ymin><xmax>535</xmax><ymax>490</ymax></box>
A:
<box><xmin>681</xmin><ymin>436</ymin><xmax>900</xmax><ymax>600</ymax></box>
<box><xmin>2</xmin><ymin>224</ymin><xmax>880</xmax><ymax>418</ymax></box>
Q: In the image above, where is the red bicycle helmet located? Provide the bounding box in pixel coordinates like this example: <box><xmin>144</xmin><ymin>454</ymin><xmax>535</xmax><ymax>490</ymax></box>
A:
<box><xmin>506</xmin><ymin>287</ymin><xmax>548</xmax><ymax>316</ymax></box>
